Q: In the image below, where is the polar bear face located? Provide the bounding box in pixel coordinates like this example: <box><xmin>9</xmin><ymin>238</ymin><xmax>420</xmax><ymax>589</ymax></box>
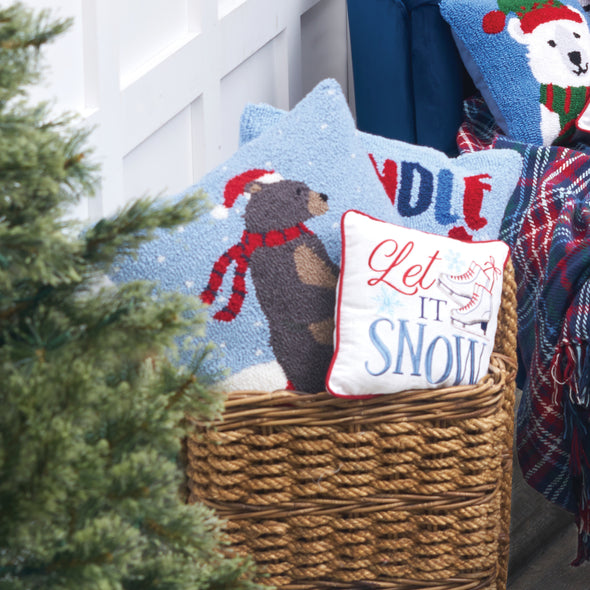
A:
<box><xmin>508</xmin><ymin>9</ymin><xmax>590</xmax><ymax>87</ymax></box>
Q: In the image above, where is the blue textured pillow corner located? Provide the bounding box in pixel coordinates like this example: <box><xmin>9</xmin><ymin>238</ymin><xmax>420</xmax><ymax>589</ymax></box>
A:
<box><xmin>440</xmin><ymin>0</ymin><xmax>590</xmax><ymax>146</ymax></box>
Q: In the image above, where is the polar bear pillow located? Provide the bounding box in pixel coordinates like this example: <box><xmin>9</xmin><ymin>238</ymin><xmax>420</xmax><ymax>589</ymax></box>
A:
<box><xmin>440</xmin><ymin>0</ymin><xmax>590</xmax><ymax>146</ymax></box>
<box><xmin>326</xmin><ymin>210</ymin><xmax>510</xmax><ymax>398</ymax></box>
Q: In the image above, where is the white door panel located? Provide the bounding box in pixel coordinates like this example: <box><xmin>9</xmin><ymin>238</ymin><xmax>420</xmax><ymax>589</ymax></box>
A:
<box><xmin>21</xmin><ymin>0</ymin><xmax>351</xmax><ymax>220</ymax></box>
<box><xmin>123</xmin><ymin>107</ymin><xmax>194</xmax><ymax>202</ymax></box>
<box><xmin>219</xmin><ymin>31</ymin><xmax>290</xmax><ymax>167</ymax></box>
<box><xmin>119</xmin><ymin>0</ymin><xmax>198</xmax><ymax>86</ymax></box>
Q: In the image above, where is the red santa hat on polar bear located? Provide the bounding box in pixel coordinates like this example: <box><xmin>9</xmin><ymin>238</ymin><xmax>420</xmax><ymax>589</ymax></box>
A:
<box><xmin>483</xmin><ymin>0</ymin><xmax>584</xmax><ymax>35</ymax></box>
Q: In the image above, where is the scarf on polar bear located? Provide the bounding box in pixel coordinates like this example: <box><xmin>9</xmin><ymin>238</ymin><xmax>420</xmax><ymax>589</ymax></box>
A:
<box><xmin>540</xmin><ymin>83</ymin><xmax>590</xmax><ymax>141</ymax></box>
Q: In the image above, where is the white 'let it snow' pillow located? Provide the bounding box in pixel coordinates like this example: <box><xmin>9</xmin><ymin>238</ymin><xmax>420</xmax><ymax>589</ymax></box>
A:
<box><xmin>326</xmin><ymin>210</ymin><xmax>510</xmax><ymax>398</ymax></box>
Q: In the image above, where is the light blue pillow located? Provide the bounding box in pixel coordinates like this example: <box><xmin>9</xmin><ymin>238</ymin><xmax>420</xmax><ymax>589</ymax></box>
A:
<box><xmin>239</xmin><ymin>101</ymin><xmax>523</xmax><ymax>242</ymax></box>
<box><xmin>440</xmin><ymin>0</ymin><xmax>590</xmax><ymax>146</ymax></box>
<box><xmin>111</xmin><ymin>80</ymin><xmax>395</xmax><ymax>393</ymax></box>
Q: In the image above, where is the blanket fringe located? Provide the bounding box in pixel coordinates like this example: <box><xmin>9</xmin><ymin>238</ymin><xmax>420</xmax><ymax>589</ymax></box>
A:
<box><xmin>564</xmin><ymin>394</ymin><xmax>590</xmax><ymax>566</ymax></box>
<box><xmin>573</xmin><ymin>513</ymin><xmax>590</xmax><ymax>566</ymax></box>
<box><xmin>551</xmin><ymin>341</ymin><xmax>590</xmax><ymax>408</ymax></box>
<box><xmin>551</xmin><ymin>342</ymin><xmax>579</xmax><ymax>406</ymax></box>
<box><xmin>579</xmin><ymin>343</ymin><xmax>590</xmax><ymax>408</ymax></box>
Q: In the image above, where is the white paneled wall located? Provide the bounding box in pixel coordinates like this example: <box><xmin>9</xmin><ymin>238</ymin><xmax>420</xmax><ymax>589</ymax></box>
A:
<box><xmin>22</xmin><ymin>0</ymin><xmax>351</xmax><ymax>221</ymax></box>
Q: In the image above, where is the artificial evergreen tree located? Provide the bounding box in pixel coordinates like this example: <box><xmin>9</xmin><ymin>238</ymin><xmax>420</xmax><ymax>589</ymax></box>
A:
<box><xmin>0</xmin><ymin>4</ymin><xmax>261</xmax><ymax>588</ymax></box>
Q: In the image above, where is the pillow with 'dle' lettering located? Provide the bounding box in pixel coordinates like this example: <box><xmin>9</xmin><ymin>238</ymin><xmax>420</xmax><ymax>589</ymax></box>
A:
<box><xmin>326</xmin><ymin>210</ymin><xmax>510</xmax><ymax>398</ymax></box>
<box><xmin>440</xmin><ymin>0</ymin><xmax>590</xmax><ymax>146</ymax></box>
<box><xmin>239</xmin><ymin>102</ymin><xmax>523</xmax><ymax>242</ymax></box>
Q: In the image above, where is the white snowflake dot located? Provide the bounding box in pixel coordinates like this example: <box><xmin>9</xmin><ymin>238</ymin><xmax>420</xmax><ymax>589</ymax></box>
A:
<box><xmin>255</xmin><ymin>349</ymin><xmax>263</xmax><ymax>356</ymax></box>
<box><xmin>157</xmin><ymin>255</ymin><xmax>166</xmax><ymax>263</ymax></box>
<box><xmin>327</xmin><ymin>89</ymin><xmax>336</xmax><ymax>95</ymax></box>
<box><xmin>254</xmin><ymin>321</ymin><xmax>263</xmax><ymax>327</ymax></box>
<box><xmin>351</xmin><ymin>153</ymin><xmax>357</xmax><ymax>159</ymax></box>
<box><xmin>185</xmin><ymin>280</ymin><xmax>194</xmax><ymax>289</ymax></box>
<box><xmin>308</xmin><ymin>161</ymin><xmax>314</xmax><ymax>167</ymax></box>
<box><xmin>320</xmin><ymin>123</ymin><xmax>328</xmax><ymax>130</ymax></box>
<box><xmin>177</xmin><ymin>226</ymin><xmax>185</xmax><ymax>233</ymax></box>
<box><xmin>222</xmin><ymin>236</ymin><xmax>229</xmax><ymax>242</ymax></box>
<box><xmin>265</xmin><ymin>161</ymin><xmax>272</xmax><ymax>168</ymax></box>
<box><xmin>211</xmin><ymin>204</ymin><xmax>228</xmax><ymax>220</ymax></box>
<box><xmin>220</xmin><ymin>342</ymin><xmax>226</xmax><ymax>349</ymax></box>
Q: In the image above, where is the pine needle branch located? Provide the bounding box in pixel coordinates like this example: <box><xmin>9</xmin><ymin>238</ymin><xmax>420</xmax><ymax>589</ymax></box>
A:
<box><xmin>83</xmin><ymin>190</ymin><xmax>210</xmax><ymax>269</ymax></box>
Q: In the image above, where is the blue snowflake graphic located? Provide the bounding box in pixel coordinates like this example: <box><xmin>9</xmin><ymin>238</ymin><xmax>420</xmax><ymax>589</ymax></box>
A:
<box><xmin>371</xmin><ymin>286</ymin><xmax>402</xmax><ymax>317</ymax></box>
<box><xmin>443</xmin><ymin>249</ymin><xmax>466</xmax><ymax>274</ymax></box>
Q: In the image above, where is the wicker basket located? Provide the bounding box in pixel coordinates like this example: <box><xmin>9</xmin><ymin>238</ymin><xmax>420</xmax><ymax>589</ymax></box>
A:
<box><xmin>186</xmin><ymin>260</ymin><xmax>518</xmax><ymax>590</ymax></box>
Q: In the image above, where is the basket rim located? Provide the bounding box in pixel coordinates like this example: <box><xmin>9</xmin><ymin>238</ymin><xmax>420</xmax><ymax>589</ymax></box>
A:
<box><xmin>189</xmin><ymin>352</ymin><xmax>516</xmax><ymax>429</ymax></box>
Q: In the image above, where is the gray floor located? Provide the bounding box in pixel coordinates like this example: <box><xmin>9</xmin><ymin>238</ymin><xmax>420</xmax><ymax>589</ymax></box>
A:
<box><xmin>506</xmin><ymin>391</ymin><xmax>590</xmax><ymax>589</ymax></box>
<box><xmin>508</xmin><ymin>523</ymin><xmax>590</xmax><ymax>589</ymax></box>
<box><xmin>507</xmin><ymin>462</ymin><xmax>590</xmax><ymax>589</ymax></box>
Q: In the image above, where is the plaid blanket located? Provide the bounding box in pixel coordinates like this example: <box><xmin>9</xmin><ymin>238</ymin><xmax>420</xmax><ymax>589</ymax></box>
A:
<box><xmin>458</xmin><ymin>97</ymin><xmax>590</xmax><ymax>565</ymax></box>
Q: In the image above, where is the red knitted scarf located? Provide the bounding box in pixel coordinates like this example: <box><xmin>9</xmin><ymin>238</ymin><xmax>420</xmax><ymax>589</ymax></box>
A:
<box><xmin>201</xmin><ymin>222</ymin><xmax>312</xmax><ymax>322</ymax></box>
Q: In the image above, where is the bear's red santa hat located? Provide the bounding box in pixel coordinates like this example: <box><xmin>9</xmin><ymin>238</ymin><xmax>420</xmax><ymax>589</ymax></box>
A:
<box><xmin>483</xmin><ymin>0</ymin><xmax>584</xmax><ymax>35</ymax></box>
<box><xmin>211</xmin><ymin>168</ymin><xmax>283</xmax><ymax>219</ymax></box>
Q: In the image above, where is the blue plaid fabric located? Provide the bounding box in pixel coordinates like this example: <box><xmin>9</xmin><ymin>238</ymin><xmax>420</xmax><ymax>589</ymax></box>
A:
<box><xmin>458</xmin><ymin>96</ymin><xmax>590</xmax><ymax>565</ymax></box>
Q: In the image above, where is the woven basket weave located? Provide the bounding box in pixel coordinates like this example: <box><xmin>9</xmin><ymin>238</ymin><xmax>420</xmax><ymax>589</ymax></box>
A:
<box><xmin>186</xmin><ymin>260</ymin><xmax>518</xmax><ymax>590</ymax></box>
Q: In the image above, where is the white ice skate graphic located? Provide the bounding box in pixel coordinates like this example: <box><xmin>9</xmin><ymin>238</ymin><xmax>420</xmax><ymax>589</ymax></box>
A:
<box><xmin>449</xmin><ymin>283</ymin><xmax>493</xmax><ymax>335</ymax></box>
<box><xmin>438</xmin><ymin>257</ymin><xmax>500</xmax><ymax>336</ymax></box>
<box><xmin>438</xmin><ymin>256</ymin><xmax>500</xmax><ymax>302</ymax></box>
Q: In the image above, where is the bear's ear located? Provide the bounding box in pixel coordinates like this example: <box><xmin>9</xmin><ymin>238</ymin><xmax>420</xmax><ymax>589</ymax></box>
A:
<box><xmin>245</xmin><ymin>181</ymin><xmax>263</xmax><ymax>194</ymax></box>
<box><xmin>507</xmin><ymin>16</ymin><xmax>527</xmax><ymax>44</ymax></box>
